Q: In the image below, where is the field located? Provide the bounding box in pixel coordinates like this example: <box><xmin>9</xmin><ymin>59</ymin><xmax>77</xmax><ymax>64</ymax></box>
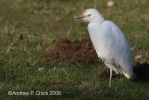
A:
<box><xmin>0</xmin><ymin>0</ymin><xmax>149</xmax><ymax>99</ymax></box>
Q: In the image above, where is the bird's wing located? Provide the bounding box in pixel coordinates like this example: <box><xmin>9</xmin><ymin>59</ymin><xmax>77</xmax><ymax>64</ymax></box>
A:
<box><xmin>109</xmin><ymin>21</ymin><xmax>133</xmax><ymax>76</ymax></box>
<box><xmin>88</xmin><ymin>21</ymin><xmax>133</xmax><ymax>77</ymax></box>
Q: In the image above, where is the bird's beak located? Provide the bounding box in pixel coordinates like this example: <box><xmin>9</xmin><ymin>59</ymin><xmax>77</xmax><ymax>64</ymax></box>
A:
<box><xmin>73</xmin><ymin>15</ymin><xmax>85</xmax><ymax>19</ymax></box>
<box><xmin>73</xmin><ymin>14</ymin><xmax>91</xmax><ymax>19</ymax></box>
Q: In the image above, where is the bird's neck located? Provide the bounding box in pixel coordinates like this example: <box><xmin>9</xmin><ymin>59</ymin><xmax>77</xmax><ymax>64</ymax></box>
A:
<box><xmin>90</xmin><ymin>15</ymin><xmax>105</xmax><ymax>23</ymax></box>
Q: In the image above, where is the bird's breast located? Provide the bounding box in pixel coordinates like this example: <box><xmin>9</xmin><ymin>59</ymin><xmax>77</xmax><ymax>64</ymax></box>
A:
<box><xmin>88</xmin><ymin>23</ymin><xmax>112</xmax><ymax>58</ymax></box>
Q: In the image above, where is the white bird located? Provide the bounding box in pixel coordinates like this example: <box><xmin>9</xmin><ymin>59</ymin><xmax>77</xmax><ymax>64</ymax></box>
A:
<box><xmin>73</xmin><ymin>8</ymin><xmax>133</xmax><ymax>87</ymax></box>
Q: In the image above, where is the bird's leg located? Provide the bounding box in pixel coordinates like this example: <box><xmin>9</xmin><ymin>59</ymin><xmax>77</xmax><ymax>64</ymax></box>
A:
<box><xmin>109</xmin><ymin>68</ymin><xmax>112</xmax><ymax>88</ymax></box>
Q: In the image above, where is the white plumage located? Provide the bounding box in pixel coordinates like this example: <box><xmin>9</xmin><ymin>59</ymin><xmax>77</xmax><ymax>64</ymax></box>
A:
<box><xmin>73</xmin><ymin>8</ymin><xmax>133</xmax><ymax>87</ymax></box>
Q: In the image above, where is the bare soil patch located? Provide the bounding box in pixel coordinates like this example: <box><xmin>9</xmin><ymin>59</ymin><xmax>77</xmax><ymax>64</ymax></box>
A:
<box><xmin>42</xmin><ymin>38</ymin><xmax>99</xmax><ymax>64</ymax></box>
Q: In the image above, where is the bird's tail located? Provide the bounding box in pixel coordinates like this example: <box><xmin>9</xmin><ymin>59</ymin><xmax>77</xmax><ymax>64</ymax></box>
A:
<box><xmin>122</xmin><ymin>65</ymin><xmax>133</xmax><ymax>79</ymax></box>
<box><xmin>123</xmin><ymin>72</ymin><xmax>133</xmax><ymax>79</ymax></box>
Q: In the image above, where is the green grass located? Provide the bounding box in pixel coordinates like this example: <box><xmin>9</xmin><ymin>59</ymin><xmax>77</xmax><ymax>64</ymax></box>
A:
<box><xmin>0</xmin><ymin>0</ymin><xmax>149</xmax><ymax>99</ymax></box>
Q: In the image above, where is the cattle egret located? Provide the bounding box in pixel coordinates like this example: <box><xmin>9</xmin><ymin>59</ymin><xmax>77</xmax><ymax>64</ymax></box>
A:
<box><xmin>73</xmin><ymin>8</ymin><xmax>133</xmax><ymax>87</ymax></box>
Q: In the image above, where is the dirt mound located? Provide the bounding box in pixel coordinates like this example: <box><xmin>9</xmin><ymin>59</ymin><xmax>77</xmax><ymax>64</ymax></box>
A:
<box><xmin>42</xmin><ymin>38</ymin><xmax>99</xmax><ymax>64</ymax></box>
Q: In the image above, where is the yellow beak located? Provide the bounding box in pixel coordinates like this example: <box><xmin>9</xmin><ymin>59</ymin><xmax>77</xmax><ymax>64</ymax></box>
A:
<box><xmin>73</xmin><ymin>14</ymin><xmax>90</xmax><ymax>19</ymax></box>
<box><xmin>73</xmin><ymin>15</ymin><xmax>85</xmax><ymax>19</ymax></box>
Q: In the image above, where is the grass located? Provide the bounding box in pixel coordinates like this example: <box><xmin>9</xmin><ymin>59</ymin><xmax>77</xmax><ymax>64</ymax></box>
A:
<box><xmin>0</xmin><ymin>0</ymin><xmax>149</xmax><ymax>99</ymax></box>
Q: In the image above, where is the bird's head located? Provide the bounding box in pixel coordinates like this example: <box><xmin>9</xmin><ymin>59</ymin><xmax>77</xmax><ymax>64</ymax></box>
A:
<box><xmin>73</xmin><ymin>8</ymin><xmax>105</xmax><ymax>23</ymax></box>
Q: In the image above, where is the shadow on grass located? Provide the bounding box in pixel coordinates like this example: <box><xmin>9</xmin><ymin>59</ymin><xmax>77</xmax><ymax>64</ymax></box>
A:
<box><xmin>133</xmin><ymin>62</ymin><xmax>149</xmax><ymax>82</ymax></box>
